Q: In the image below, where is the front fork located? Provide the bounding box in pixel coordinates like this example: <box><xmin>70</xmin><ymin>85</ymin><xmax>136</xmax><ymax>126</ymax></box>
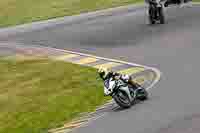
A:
<box><xmin>118</xmin><ymin>86</ymin><xmax>135</xmax><ymax>102</ymax></box>
<box><xmin>149</xmin><ymin>3</ymin><xmax>163</xmax><ymax>18</ymax></box>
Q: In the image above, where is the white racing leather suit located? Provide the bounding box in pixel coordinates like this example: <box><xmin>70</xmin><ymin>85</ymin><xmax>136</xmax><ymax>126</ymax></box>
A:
<box><xmin>100</xmin><ymin>71</ymin><xmax>140</xmax><ymax>89</ymax></box>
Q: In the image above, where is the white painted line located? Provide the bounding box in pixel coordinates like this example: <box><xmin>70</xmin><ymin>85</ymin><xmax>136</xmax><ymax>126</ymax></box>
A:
<box><xmin>43</xmin><ymin>46</ymin><xmax>162</xmax><ymax>91</ymax></box>
<box><xmin>73</xmin><ymin>113</ymin><xmax>107</xmax><ymax>130</ymax></box>
<box><xmin>9</xmin><ymin>42</ymin><xmax>162</xmax><ymax>91</ymax></box>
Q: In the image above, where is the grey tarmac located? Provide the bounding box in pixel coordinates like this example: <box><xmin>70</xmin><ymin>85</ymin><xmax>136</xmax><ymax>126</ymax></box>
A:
<box><xmin>0</xmin><ymin>3</ymin><xmax>200</xmax><ymax>133</ymax></box>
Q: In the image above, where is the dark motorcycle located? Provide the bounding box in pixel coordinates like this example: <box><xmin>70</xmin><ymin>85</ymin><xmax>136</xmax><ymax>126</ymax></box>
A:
<box><xmin>148</xmin><ymin>0</ymin><xmax>165</xmax><ymax>24</ymax></box>
<box><xmin>164</xmin><ymin>0</ymin><xmax>192</xmax><ymax>7</ymax></box>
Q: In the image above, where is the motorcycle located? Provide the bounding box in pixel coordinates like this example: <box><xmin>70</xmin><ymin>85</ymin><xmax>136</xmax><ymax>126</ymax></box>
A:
<box><xmin>164</xmin><ymin>0</ymin><xmax>192</xmax><ymax>7</ymax></box>
<box><xmin>148</xmin><ymin>0</ymin><xmax>165</xmax><ymax>24</ymax></box>
<box><xmin>103</xmin><ymin>75</ymin><xmax>148</xmax><ymax>108</ymax></box>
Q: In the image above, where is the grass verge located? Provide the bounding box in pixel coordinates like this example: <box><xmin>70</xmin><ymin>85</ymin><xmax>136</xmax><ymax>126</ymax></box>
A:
<box><xmin>0</xmin><ymin>0</ymin><xmax>143</xmax><ymax>28</ymax></box>
<box><xmin>0</xmin><ymin>57</ymin><xmax>110</xmax><ymax>133</ymax></box>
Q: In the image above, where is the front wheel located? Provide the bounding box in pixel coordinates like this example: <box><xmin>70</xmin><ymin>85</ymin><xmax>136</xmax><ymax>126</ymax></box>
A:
<box><xmin>148</xmin><ymin>7</ymin><xmax>156</xmax><ymax>25</ymax></box>
<box><xmin>158</xmin><ymin>7</ymin><xmax>165</xmax><ymax>24</ymax></box>
<box><xmin>113</xmin><ymin>90</ymin><xmax>132</xmax><ymax>108</ymax></box>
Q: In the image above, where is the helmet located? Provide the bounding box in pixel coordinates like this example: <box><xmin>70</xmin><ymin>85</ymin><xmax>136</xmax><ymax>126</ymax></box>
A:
<box><xmin>121</xmin><ymin>74</ymin><xmax>130</xmax><ymax>82</ymax></box>
<box><xmin>98</xmin><ymin>67</ymin><xmax>110</xmax><ymax>79</ymax></box>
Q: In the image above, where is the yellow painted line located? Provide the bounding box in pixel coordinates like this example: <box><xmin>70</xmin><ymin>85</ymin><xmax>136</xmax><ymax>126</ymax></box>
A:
<box><xmin>55</xmin><ymin>54</ymin><xmax>79</xmax><ymax>60</ymax></box>
<box><xmin>49</xmin><ymin>128</ymin><xmax>71</xmax><ymax>133</ymax></box>
<box><xmin>49</xmin><ymin>122</ymin><xmax>84</xmax><ymax>133</ymax></box>
<box><xmin>75</xmin><ymin>57</ymin><xmax>99</xmax><ymax>65</ymax></box>
<box><xmin>63</xmin><ymin>123</ymin><xmax>84</xmax><ymax>128</ymax></box>
<box><xmin>133</xmin><ymin>72</ymin><xmax>155</xmax><ymax>85</ymax></box>
<box><xmin>118</xmin><ymin>67</ymin><xmax>145</xmax><ymax>75</ymax></box>
<box><xmin>94</xmin><ymin>62</ymin><xmax>122</xmax><ymax>69</ymax></box>
<box><xmin>133</xmin><ymin>75</ymin><xmax>147</xmax><ymax>85</ymax></box>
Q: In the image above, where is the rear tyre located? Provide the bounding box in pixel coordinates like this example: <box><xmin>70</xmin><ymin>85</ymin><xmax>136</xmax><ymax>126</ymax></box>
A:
<box><xmin>164</xmin><ymin>2</ymin><xmax>169</xmax><ymax>7</ymax></box>
<box><xmin>137</xmin><ymin>88</ymin><xmax>148</xmax><ymax>101</ymax></box>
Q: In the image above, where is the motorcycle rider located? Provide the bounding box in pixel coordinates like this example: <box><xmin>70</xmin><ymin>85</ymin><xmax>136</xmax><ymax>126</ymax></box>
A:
<box><xmin>145</xmin><ymin>0</ymin><xmax>158</xmax><ymax>5</ymax></box>
<box><xmin>97</xmin><ymin>67</ymin><xmax>140</xmax><ymax>90</ymax></box>
<box><xmin>145</xmin><ymin>0</ymin><xmax>189</xmax><ymax>8</ymax></box>
<box><xmin>163</xmin><ymin>0</ymin><xmax>192</xmax><ymax>7</ymax></box>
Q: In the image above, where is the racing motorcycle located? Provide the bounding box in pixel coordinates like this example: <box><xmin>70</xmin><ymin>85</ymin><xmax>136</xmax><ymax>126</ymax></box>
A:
<box><xmin>103</xmin><ymin>75</ymin><xmax>148</xmax><ymax>108</ymax></box>
<box><xmin>148</xmin><ymin>0</ymin><xmax>165</xmax><ymax>24</ymax></box>
<box><xmin>164</xmin><ymin>0</ymin><xmax>192</xmax><ymax>7</ymax></box>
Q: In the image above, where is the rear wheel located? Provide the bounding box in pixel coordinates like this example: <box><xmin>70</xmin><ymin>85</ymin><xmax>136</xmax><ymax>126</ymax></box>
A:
<box><xmin>137</xmin><ymin>88</ymin><xmax>148</xmax><ymax>101</ymax></box>
<box><xmin>164</xmin><ymin>2</ymin><xmax>169</xmax><ymax>7</ymax></box>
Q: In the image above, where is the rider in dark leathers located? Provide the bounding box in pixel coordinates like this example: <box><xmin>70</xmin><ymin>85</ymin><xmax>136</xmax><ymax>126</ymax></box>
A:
<box><xmin>145</xmin><ymin>0</ymin><xmax>191</xmax><ymax>7</ymax></box>
<box><xmin>163</xmin><ymin>0</ymin><xmax>192</xmax><ymax>7</ymax></box>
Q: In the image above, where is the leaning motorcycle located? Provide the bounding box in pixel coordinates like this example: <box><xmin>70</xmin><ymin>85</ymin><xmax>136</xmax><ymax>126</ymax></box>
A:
<box><xmin>103</xmin><ymin>75</ymin><xmax>148</xmax><ymax>108</ymax></box>
<box><xmin>148</xmin><ymin>0</ymin><xmax>165</xmax><ymax>24</ymax></box>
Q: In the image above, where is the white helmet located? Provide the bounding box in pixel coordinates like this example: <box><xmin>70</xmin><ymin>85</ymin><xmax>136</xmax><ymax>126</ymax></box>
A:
<box><xmin>98</xmin><ymin>67</ymin><xmax>110</xmax><ymax>79</ymax></box>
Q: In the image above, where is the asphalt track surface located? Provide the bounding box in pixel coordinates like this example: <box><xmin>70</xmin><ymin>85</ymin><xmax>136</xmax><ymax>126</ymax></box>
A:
<box><xmin>1</xmin><ymin>4</ymin><xmax>200</xmax><ymax>133</ymax></box>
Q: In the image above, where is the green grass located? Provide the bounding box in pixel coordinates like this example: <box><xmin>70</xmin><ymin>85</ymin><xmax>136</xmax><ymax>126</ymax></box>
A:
<box><xmin>0</xmin><ymin>57</ymin><xmax>110</xmax><ymax>133</ymax></box>
<box><xmin>0</xmin><ymin>0</ymin><xmax>142</xmax><ymax>28</ymax></box>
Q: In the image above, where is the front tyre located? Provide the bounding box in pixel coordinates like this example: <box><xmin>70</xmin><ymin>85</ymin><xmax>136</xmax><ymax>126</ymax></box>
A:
<box><xmin>113</xmin><ymin>90</ymin><xmax>132</xmax><ymax>108</ymax></box>
<box><xmin>148</xmin><ymin>7</ymin><xmax>156</xmax><ymax>24</ymax></box>
<box><xmin>158</xmin><ymin>7</ymin><xmax>165</xmax><ymax>24</ymax></box>
<box><xmin>149</xmin><ymin>15</ymin><xmax>156</xmax><ymax>24</ymax></box>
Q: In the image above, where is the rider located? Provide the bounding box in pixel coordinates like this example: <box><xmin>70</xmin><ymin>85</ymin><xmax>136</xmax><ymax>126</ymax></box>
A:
<box><xmin>98</xmin><ymin>67</ymin><xmax>140</xmax><ymax>89</ymax></box>
<box><xmin>163</xmin><ymin>0</ymin><xmax>192</xmax><ymax>7</ymax></box>
<box><xmin>145</xmin><ymin>0</ymin><xmax>189</xmax><ymax>7</ymax></box>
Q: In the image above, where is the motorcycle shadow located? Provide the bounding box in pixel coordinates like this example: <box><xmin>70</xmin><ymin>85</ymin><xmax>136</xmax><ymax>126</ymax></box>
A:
<box><xmin>113</xmin><ymin>98</ymin><xmax>151</xmax><ymax>112</ymax></box>
<box><xmin>147</xmin><ymin>21</ymin><xmax>169</xmax><ymax>26</ymax></box>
